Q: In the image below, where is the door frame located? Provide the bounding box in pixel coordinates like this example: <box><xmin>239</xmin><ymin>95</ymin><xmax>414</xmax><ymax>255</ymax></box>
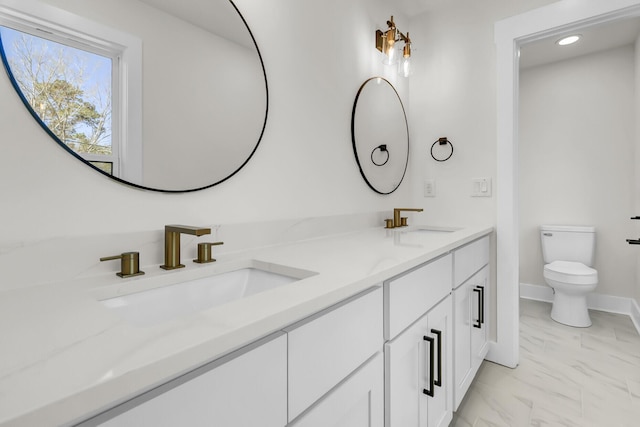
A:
<box><xmin>491</xmin><ymin>0</ymin><xmax>640</xmax><ymax>368</ymax></box>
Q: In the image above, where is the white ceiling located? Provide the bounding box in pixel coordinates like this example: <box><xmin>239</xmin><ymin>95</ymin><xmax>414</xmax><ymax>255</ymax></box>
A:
<box><xmin>519</xmin><ymin>17</ymin><xmax>640</xmax><ymax>69</ymax></box>
<box><xmin>394</xmin><ymin>0</ymin><xmax>640</xmax><ymax>69</ymax></box>
<box><xmin>137</xmin><ymin>0</ymin><xmax>254</xmax><ymax>49</ymax></box>
<box><xmin>395</xmin><ymin>0</ymin><xmax>450</xmax><ymax>17</ymax></box>
<box><xmin>138</xmin><ymin>0</ymin><xmax>640</xmax><ymax>67</ymax></box>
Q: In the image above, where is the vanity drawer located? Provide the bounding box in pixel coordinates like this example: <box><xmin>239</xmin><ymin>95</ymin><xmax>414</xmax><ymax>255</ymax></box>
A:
<box><xmin>91</xmin><ymin>333</ymin><xmax>287</xmax><ymax>427</ymax></box>
<box><xmin>285</xmin><ymin>286</ymin><xmax>383</xmax><ymax>422</ymax></box>
<box><xmin>453</xmin><ymin>236</ymin><xmax>489</xmax><ymax>289</ymax></box>
<box><xmin>384</xmin><ymin>254</ymin><xmax>452</xmax><ymax>340</ymax></box>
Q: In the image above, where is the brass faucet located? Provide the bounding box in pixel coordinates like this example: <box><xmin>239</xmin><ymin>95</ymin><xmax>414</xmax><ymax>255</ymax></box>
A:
<box><xmin>388</xmin><ymin>208</ymin><xmax>424</xmax><ymax>228</ymax></box>
<box><xmin>161</xmin><ymin>225</ymin><xmax>211</xmax><ymax>270</ymax></box>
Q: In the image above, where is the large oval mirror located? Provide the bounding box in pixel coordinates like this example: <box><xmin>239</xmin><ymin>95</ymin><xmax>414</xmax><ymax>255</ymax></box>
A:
<box><xmin>0</xmin><ymin>0</ymin><xmax>267</xmax><ymax>192</ymax></box>
<box><xmin>351</xmin><ymin>77</ymin><xmax>408</xmax><ymax>194</ymax></box>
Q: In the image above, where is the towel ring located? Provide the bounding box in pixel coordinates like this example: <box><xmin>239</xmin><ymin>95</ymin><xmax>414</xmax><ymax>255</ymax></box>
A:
<box><xmin>371</xmin><ymin>144</ymin><xmax>390</xmax><ymax>166</ymax></box>
<box><xmin>430</xmin><ymin>137</ymin><xmax>453</xmax><ymax>162</ymax></box>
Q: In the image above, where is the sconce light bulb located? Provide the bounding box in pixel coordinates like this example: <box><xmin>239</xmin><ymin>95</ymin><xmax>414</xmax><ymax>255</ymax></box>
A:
<box><xmin>383</xmin><ymin>44</ymin><xmax>399</xmax><ymax>65</ymax></box>
<box><xmin>400</xmin><ymin>56</ymin><xmax>412</xmax><ymax>77</ymax></box>
<box><xmin>376</xmin><ymin>16</ymin><xmax>409</xmax><ymax>68</ymax></box>
<box><xmin>384</xmin><ymin>29</ymin><xmax>396</xmax><ymax>55</ymax></box>
<box><xmin>403</xmin><ymin>42</ymin><xmax>411</xmax><ymax>59</ymax></box>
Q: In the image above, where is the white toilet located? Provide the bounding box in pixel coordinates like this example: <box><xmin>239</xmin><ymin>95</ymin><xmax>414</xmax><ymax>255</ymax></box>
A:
<box><xmin>540</xmin><ymin>225</ymin><xmax>598</xmax><ymax>327</ymax></box>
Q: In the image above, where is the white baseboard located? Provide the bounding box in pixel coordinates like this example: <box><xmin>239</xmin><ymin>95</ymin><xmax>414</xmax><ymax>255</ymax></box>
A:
<box><xmin>631</xmin><ymin>298</ymin><xmax>640</xmax><ymax>334</ymax></box>
<box><xmin>520</xmin><ymin>283</ymin><xmax>640</xmax><ymax>335</ymax></box>
<box><xmin>519</xmin><ymin>283</ymin><xmax>553</xmax><ymax>302</ymax></box>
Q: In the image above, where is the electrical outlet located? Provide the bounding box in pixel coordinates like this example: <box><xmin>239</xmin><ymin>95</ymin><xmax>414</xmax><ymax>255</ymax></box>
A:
<box><xmin>424</xmin><ymin>179</ymin><xmax>436</xmax><ymax>197</ymax></box>
<box><xmin>471</xmin><ymin>178</ymin><xmax>492</xmax><ymax>197</ymax></box>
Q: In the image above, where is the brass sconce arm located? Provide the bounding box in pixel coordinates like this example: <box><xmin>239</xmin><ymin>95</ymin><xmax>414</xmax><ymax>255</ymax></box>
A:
<box><xmin>375</xmin><ymin>16</ymin><xmax>411</xmax><ymax>55</ymax></box>
<box><xmin>376</xmin><ymin>16</ymin><xmax>412</xmax><ymax>77</ymax></box>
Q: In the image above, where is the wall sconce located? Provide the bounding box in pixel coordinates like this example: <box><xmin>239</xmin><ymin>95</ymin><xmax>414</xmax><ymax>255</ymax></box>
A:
<box><xmin>376</xmin><ymin>16</ymin><xmax>412</xmax><ymax>77</ymax></box>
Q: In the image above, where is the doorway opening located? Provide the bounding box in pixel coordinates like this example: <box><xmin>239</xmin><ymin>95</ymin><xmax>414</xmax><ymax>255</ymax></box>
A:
<box><xmin>492</xmin><ymin>0</ymin><xmax>640</xmax><ymax>368</ymax></box>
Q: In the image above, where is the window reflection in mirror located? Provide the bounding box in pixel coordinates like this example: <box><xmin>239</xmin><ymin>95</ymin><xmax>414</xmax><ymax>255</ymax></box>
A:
<box><xmin>0</xmin><ymin>0</ymin><xmax>268</xmax><ymax>192</ymax></box>
<box><xmin>0</xmin><ymin>25</ymin><xmax>119</xmax><ymax>174</ymax></box>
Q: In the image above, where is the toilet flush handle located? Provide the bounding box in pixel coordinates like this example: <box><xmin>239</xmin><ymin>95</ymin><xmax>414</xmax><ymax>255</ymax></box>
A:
<box><xmin>543</xmin><ymin>232</ymin><xmax>553</xmax><ymax>237</ymax></box>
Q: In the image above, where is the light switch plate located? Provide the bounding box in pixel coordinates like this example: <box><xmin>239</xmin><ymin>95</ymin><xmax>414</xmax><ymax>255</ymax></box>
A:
<box><xmin>424</xmin><ymin>179</ymin><xmax>436</xmax><ymax>197</ymax></box>
<box><xmin>471</xmin><ymin>178</ymin><xmax>492</xmax><ymax>197</ymax></box>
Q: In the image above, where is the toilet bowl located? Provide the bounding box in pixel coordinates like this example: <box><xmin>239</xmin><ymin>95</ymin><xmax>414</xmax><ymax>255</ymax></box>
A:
<box><xmin>540</xmin><ymin>225</ymin><xmax>598</xmax><ymax>328</ymax></box>
<box><xmin>543</xmin><ymin>260</ymin><xmax>598</xmax><ymax>327</ymax></box>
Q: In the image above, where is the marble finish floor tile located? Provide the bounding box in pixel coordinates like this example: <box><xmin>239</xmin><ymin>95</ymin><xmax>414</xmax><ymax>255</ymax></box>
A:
<box><xmin>451</xmin><ymin>299</ymin><xmax>640</xmax><ymax>426</ymax></box>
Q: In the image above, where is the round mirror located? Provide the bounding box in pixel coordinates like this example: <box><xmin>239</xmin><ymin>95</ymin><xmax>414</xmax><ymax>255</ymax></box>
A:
<box><xmin>351</xmin><ymin>77</ymin><xmax>409</xmax><ymax>194</ymax></box>
<box><xmin>0</xmin><ymin>0</ymin><xmax>267</xmax><ymax>192</ymax></box>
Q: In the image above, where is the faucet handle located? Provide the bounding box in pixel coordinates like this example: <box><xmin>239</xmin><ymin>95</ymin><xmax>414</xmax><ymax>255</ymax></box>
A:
<box><xmin>100</xmin><ymin>252</ymin><xmax>145</xmax><ymax>278</ymax></box>
<box><xmin>193</xmin><ymin>242</ymin><xmax>224</xmax><ymax>264</ymax></box>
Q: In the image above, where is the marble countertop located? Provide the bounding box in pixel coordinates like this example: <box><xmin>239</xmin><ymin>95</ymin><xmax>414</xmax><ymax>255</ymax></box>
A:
<box><xmin>0</xmin><ymin>224</ymin><xmax>492</xmax><ymax>426</ymax></box>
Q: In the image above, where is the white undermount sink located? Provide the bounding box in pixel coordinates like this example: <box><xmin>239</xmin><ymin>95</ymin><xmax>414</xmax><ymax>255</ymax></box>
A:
<box><xmin>100</xmin><ymin>262</ymin><xmax>316</xmax><ymax>327</ymax></box>
<box><xmin>405</xmin><ymin>226</ymin><xmax>461</xmax><ymax>234</ymax></box>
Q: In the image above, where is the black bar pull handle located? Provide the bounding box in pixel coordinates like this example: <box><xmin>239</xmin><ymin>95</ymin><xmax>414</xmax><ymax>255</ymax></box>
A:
<box><xmin>627</xmin><ymin>239</ymin><xmax>640</xmax><ymax>245</ymax></box>
<box><xmin>477</xmin><ymin>285</ymin><xmax>485</xmax><ymax>326</ymax></box>
<box><xmin>631</xmin><ymin>216</ymin><xmax>640</xmax><ymax>220</ymax></box>
<box><xmin>422</xmin><ymin>335</ymin><xmax>435</xmax><ymax>397</ymax></box>
<box><xmin>431</xmin><ymin>329</ymin><xmax>442</xmax><ymax>387</ymax></box>
<box><xmin>473</xmin><ymin>288</ymin><xmax>482</xmax><ymax>328</ymax></box>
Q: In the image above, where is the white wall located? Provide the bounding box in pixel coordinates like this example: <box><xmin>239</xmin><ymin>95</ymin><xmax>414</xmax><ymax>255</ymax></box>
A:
<box><xmin>518</xmin><ymin>46</ymin><xmax>636</xmax><ymax>298</ymax></box>
<box><xmin>0</xmin><ymin>0</ymin><xmax>413</xmax><ymax>287</ymax></box>
<box><xmin>407</xmin><ymin>0</ymin><xmax>557</xmax><ymax>227</ymax></box>
<box><xmin>407</xmin><ymin>0</ymin><xmax>557</xmax><ymax>343</ymax></box>
<box><xmin>636</xmin><ymin>35</ymin><xmax>640</xmax><ymax>306</ymax></box>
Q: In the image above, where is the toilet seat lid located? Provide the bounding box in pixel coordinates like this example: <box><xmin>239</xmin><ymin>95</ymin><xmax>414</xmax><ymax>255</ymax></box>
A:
<box><xmin>544</xmin><ymin>261</ymin><xmax>598</xmax><ymax>285</ymax></box>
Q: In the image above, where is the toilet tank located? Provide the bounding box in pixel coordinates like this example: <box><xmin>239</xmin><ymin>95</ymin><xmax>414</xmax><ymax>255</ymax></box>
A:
<box><xmin>540</xmin><ymin>225</ymin><xmax>596</xmax><ymax>266</ymax></box>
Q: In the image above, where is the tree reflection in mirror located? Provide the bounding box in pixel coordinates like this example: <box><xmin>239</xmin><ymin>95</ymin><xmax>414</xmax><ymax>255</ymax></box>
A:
<box><xmin>0</xmin><ymin>25</ymin><xmax>117</xmax><ymax>174</ymax></box>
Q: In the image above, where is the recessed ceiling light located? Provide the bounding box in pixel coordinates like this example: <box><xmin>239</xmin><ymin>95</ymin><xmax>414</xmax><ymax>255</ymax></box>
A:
<box><xmin>556</xmin><ymin>35</ymin><xmax>581</xmax><ymax>46</ymax></box>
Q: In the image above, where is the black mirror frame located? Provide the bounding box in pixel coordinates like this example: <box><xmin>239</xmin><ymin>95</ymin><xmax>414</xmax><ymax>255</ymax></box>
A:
<box><xmin>0</xmin><ymin>0</ymin><xmax>268</xmax><ymax>193</ymax></box>
<box><xmin>351</xmin><ymin>76</ymin><xmax>409</xmax><ymax>195</ymax></box>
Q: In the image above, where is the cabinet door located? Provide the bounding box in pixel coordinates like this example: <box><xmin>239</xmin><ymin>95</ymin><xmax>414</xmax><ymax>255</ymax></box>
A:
<box><xmin>290</xmin><ymin>352</ymin><xmax>383</xmax><ymax>427</ymax></box>
<box><xmin>385</xmin><ymin>313</ymin><xmax>428</xmax><ymax>427</ymax></box>
<box><xmin>470</xmin><ymin>266</ymin><xmax>489</xmax><ymax>370</ymax></box>
<box><xmin>453</xmin><ymin>266</ymin><xmax>489</xmax><ymax>411</ymax></box>
<box><xmin>385</xmin><ymin>296</ymin><xmax>452</xmax><ymax>427</ymax></box>
<box><xmin>426</xmin><ymin>296</ymin><xmax>453</xmax><ymax>427</ymax></box>
<box><xmin>452</xmin><ymin>282</ymin><xmax>472</xmax><ymax>411</ymax></box>
<box><xmin>286</xmin><ymin>287</ymin><xmax>382</xmax><ymax>421</ymax></box>
<box><xmin>94</xmin><ymin>333</ymin><xmax>287</xmax><ymax>427</ymax></box>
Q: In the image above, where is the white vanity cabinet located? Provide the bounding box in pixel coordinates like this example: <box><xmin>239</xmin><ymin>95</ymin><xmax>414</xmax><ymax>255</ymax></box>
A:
<box><xmin>384</xmin><ymin>254</ymin><xmax>453</xmax><ymax>427</ymax></box>
<box><xmin>285</xmin><ymin>286</ymin><xmax>383</xmax><ymax>425</ymax></box>
<box><xmin>85</xmin><ymin>287</ymin><xmax>383</xmax><ymax>427</ymax></box>
<box><xmin>67</xmin><ymin>231</ymin><xmax>495</xmax><ymax>427</ymax></box>
<box><xmin>452</xmin><ymin>236</ymin><xmax>490</xmax><ymax>410</ymax></box>
<box><xmin>91</xmin><ymin>333</ymin><xmax>287</xmax><ymax>427</ymax></box>
<box><xmin>289</xmin><ymin>353</ymin><xmax>383</xmax><ymax>427</ymax></box>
